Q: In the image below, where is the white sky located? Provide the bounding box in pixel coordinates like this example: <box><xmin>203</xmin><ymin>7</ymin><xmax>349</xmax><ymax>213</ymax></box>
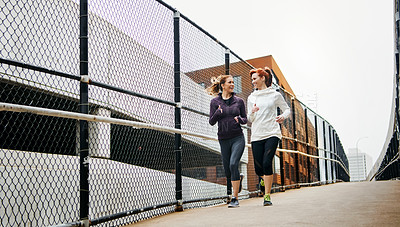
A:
<box><xmin>164</xmin><ymin>0</ymin><xmax>395</xmax><ymax>166</ymax></box>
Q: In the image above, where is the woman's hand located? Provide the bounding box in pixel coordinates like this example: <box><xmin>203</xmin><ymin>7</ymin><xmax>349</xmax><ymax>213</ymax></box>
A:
<box><xmin>276</xmin><ymin>115</ymin><xmax>285</xmax><ymax>123</ymax></box>
<box><xmin>218</xmin><ymin>105</ymin><xmax>223</xmax><ymax>113</ymax></box>
<box><xmin>234</xmin><ymin>116</ymin><xmax>239</xmax><ymax>123</ymax></box>
<box><xmin>252</xmin><ymin>104</ymin><xmax>259</xmax><ymax>113</ymax></box>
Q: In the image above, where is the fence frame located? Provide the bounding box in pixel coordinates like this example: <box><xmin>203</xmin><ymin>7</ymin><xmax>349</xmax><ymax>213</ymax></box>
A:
<box><xmin>0</xmin><ymin>0</ymin><xmax>350</xmax><ymax>225</ymax></box>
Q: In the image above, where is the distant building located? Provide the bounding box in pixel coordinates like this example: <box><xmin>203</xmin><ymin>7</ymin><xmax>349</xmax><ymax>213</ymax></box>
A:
<box><xmin>348</xmin><ymin>148</ymin><xmax>372</xmax><ymax>181</ymax></box>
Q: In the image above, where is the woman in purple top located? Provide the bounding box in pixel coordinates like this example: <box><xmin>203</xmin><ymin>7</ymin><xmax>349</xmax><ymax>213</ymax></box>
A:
<box><xmin>207</xmin><ymin>75</ymin><xmax>247</xmax><ymax>208</ymax></box>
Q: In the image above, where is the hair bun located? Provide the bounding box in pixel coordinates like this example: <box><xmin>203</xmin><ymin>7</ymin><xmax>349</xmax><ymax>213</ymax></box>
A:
<box><xmin>210</xmin><ymin>76</ymin><xmax>219</xmax><ymax>84</ymax></box>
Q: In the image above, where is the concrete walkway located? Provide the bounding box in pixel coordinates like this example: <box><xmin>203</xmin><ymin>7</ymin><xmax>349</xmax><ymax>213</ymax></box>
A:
<box><xmin>127</xmin><ymin>180</ymin><xmax>400</xmax><ymax>227</ymax></box>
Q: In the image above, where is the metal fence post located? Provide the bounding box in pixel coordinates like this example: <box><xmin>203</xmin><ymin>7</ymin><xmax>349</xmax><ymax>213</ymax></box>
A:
<box><xmin>79</xmin><ymin>0</ymin><xmax>89</xmax><ymax>225</ymax></box>
<box><xmin>304</xmin><ymin>108</ymin><xmax>311</xmax><ymax>183</ymax></box>
<box><xmin>225</xmin><ymin>49</ymin><xmax>230</xmax><ymax>75</ymax></box>
<box><xmin>314</xmin><ymin>115</ymin><xmax>320</xmax><ymax>182</ymax></box>
<box><xmin>291</xmin><ymin>98</ymin><xmax>300</xmax><ymax>185</ymax></box>
<box><xmin>334</xmin><ymin>131</ymin><xmax>339</xmax><ymax>181</ymax></box>
<box><xmin>224</xmin><ymin>48</ymin><xmax>232</xmax><ymax>196</ymax></box>
<box><xmin>322</xmin><ymin>121</ymin><xmax>328</xmax><ymax>183</ymax></box>
<box><xmin>329</xmin><ymin>126</ymin><xmax>333</xmax><ymax>182</ymax></box>
<box><xmin>174</xmin><ymin>11</ymin><xmax>183</xmax><ymax>212</ymax></box>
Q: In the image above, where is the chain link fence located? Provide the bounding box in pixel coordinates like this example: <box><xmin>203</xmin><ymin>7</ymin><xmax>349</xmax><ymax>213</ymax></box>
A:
<box><xmin>0</xmin><ymin>0</ymin><xmax>349</xmax><ymax>226</ymax></box>
<box><xmin>369</xmin><ymin>0</ymin><xmax>400</xmax><ymax>181</ymax></box>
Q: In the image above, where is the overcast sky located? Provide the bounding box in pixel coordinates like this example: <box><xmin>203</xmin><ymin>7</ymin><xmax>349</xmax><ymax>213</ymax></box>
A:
<box><xmin>164</xmin><ymin>0</ymin><xmax>394</xmax><ymax>166</ymax></box>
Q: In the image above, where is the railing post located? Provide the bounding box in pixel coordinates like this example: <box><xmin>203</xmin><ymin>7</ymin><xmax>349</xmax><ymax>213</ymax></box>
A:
<box><xmin>329</xmin><ymin>126</ymin><xmax>333</xmax><ymax>182</ymax></box>
<box><xmin>224</xmin><ymin>48</ymin><xmax>232</xmax><ymax>196</ymax></box>
<box><xmin>225</xmin><ymin>49</ymin><xmax>230</xmax><ymax>75</ymax></box>
<box><xmin>334</xmin><ymin>131</ymin><xmax>339</xmax><ymax>181</ymax></box>
<box><xmin>322</xmin><ymin>121</ymin><xmax>328</xmax><ymax>183</ymax></box>
<box><xmin>174</xmin><ymin>10</ymin><xmax>183</xmax><ymax>212</ymax></box>
<box><xmin>277</xmin><ymin>106</ymin><xmax>285</xmax><ymax>190</ymax></box>
<box><xmin>279</xmin><ymin>139</ymin><xmax>285</xmax><ymax>190</ymax></box>
<box><xmin>79</xmin><ymin>0</ymin><xmax>89</xmax><ymax>225</ymax></box>
<box><xmin>304</xmin><ymin>108</ymin><xmax>311</xmax><ymax>183</ymax></box>
<box><xmin>314</xmin><ymin>115</ymin><xmax>320</xmax><ymax>182</ymax></box>
<box><xmin>291</xmin><ymin>98</ymin><xmax>300</xmax><ymax>185</ymax></box>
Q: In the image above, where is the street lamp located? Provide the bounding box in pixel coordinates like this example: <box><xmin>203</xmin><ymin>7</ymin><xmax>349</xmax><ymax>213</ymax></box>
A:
<box><xmin>356</xmin><ymin>137</ymin><xmax>368</xmax><ymax>181</ymax></box>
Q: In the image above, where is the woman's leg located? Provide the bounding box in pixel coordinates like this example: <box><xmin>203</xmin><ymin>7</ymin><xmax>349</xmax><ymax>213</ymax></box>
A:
<box><xmin>230</xmin><ymin>135</ymin><xmax>245</xmax><ymax>198</ymax></box>
<box><xmin>263</xmin><ymin>175</ymin><xmax>274</xmax><ymax>194</ymax></box>
<box><xmin>251</xmin><ymin>140</ymin><xmax>266</xmax><ymax>178</ymax></box>
<box><xmin>219</xmin><ymin>139</ymin><xmax>232</xmax><ymax>194</ymax></box>
<box><xmin>262</xmin><ymin>137</ymin><xmax>280</xmax><ymax>195</ymax></box>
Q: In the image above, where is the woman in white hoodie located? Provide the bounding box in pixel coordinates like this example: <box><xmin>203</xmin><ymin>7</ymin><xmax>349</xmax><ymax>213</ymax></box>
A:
<box><xmin>247</xmin><ymin>67</ymin><xmax>290</xmax><ymax>206</ymax></box>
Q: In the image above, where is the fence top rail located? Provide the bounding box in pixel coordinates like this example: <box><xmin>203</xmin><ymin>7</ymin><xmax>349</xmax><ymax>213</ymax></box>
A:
<box><xmin>0</xmin><ymin>102</ymin><xmax>349</xmax><ymax>175</ymax></box>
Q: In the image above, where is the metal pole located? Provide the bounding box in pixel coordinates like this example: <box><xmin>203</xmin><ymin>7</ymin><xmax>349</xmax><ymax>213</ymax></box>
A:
<box><xmin>79</xmin><ymin>0</ymin><xmax>89</xmax><ymax>225</ymax></box>
<box><xmin>224</xmin><ymin>48</ymin><xmax>232</xmax><ymax>196</ymax></box>
<box><xmin>277</xmin><ymin>108</ymin><xmax>285</xmax><ymax>190</ymax></box>
<box><xmin>333</xmin><ymin>131</ymin><xmax>336</xmax><ymax>181</ymax></box>
<box><xmin>174</xmin><ymin>11</ymin><xmax>183</xmax><ymax>212</ymax></box>
<box><xmin>323</xmin><ymin>121</ymin><xmax>328</xmax><ymax>183</ymax></box>
<box><xmin>314</xmin><ymin>115</ymin><xmax>320</xmax><ymax>182</ymax></box>
<box><xmin>279</xmin><ymin>139</ymin><xmax>285</xmax><ymax>190</ymax></box>
<box><xmin>329</xmin><ymin>126</ymin><xmax>333</xmax><ymax>182</ymax></box>
<box><xmin>291</xmin><ymin>98</ymin><xmax>300</xmax><ymax>185</ymax></box>
<box><xmin>304</xmin><ymin>108</ymin><xmax>311</xmax><ymax>183</ymax></box>
<box><xmin>225</xmin><ymin>49</ymin><xmax>230</xmax><ymax>75</ymax></box>
<box><xmin>334</xmin><ymin>131</ymin><xmax>339</xmax><ymax>181</ymax></box>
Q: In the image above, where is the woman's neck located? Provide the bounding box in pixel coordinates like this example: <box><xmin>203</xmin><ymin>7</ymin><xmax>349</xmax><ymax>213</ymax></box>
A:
<box><xmin>258</xmin><ymin>84</ymin><xmax>268</xmax><ymax>90</ymax></box>
<box><xmin>221</xmin><ymin>91</ymin><xmax>232</xmax><ymax>99</ymax></box>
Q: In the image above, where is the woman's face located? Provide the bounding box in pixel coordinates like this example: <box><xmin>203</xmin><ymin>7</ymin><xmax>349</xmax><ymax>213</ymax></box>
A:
<box><xmin>221</xmin><ymin>76</ymin><xmax>234</xmax><ymax>93</ymax></box>
<box><xmin>251</xmin><ymin>73</ymin><xmax>265</xmax><ymax>89</ymax></box>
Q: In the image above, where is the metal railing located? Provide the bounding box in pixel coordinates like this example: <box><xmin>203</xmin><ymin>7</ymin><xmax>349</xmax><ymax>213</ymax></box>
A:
<box><xmin>368</xmin><ymin>0</ymin><xmax>400</xmax><ymax>181</ymax></box>
<box><xmin>0</xmin><ymin>0</ymin><xmax>349</xmax><ymax>226</ymax></box>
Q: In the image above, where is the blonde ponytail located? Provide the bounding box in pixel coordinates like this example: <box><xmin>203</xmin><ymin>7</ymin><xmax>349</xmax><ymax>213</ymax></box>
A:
<box><xmin>206</xmin><ymin>75</ymin><xmax>232</xmax><ymax>96</ymax></box>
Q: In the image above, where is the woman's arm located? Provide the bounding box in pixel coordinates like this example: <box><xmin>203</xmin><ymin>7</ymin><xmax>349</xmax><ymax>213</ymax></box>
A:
<box><xmin>247</xmin><ymin>96</ymin><xmax>256</xmax><ymax>123</ymax></box>
<box><xmin>209</xmin><ymin>100</ymin><xmax>223</xmax><ymax>125</ymax></box>
<box><xmin>236</xmin><ymin>99</ymin><xmax>248</xmax><ymax>124</ymax></box>
<box><xmin>275</xmin><ymin>93</ymin><xmax>290</xmax><ymax>123</ymax></box>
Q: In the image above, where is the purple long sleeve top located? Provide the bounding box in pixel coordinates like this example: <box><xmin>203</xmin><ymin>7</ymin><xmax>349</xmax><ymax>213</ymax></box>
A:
<box><xmin>209</xmin><ymin>93</ymin><xmax>248</xmax><ymax>140</ymax></box>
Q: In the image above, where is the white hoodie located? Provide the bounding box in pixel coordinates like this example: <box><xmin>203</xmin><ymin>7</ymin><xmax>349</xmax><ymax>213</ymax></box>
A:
<box><xmin>247</xmin><ymin>87</ymin><xmax>290</xmax><ymax>142</ymax></box>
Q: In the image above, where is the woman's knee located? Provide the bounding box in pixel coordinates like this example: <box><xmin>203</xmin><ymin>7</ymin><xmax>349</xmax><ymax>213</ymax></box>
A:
<box><xmin>229</xmin><ymin>162</ymin><xmax>239</xmax><ymax>172</ymax></box>
<box><xmin>263</xmin><ymin>164</ymin><xmax>273</xmax><ymax>175</ymax></box>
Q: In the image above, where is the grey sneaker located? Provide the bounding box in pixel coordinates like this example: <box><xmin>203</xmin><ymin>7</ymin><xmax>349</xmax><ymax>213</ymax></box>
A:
<box><xmin>228</xmin><ymin>197</ymin><xmax>239</xmax><ymax>208</ymax></box>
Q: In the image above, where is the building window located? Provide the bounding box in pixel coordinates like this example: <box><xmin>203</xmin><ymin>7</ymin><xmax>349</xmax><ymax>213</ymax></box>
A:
<box><xmin>198</xmin><ymin>82</ymin><xmax>205</xmax><ymax>88</ymax></box>
<box><xmin>233</xmin><ymin>76</ymin><xmax>241</xmax><ymax>94</ymax></box>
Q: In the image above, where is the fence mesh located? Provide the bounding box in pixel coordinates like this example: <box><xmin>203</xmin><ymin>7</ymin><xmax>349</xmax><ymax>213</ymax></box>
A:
<box><xmin>0</xmin><ymin>0</ymin><xmax>349</xmax><ymax>226</ymax></box>
<box><xmin>1</xmin><ymin>0</ymin><xmax>80</xmax><ymax>226</ymax></box>
<box><xmin>86</xmin><ymin>0</ymin><xmax>177</xmax><ymax>225</ymax></box>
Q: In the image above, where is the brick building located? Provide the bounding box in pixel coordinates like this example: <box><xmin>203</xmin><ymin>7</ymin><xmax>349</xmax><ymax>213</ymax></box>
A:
<box><xmin>187</xmin><ymin>55</ymin><xmax>320</xmax><ymax>192</ymax></box>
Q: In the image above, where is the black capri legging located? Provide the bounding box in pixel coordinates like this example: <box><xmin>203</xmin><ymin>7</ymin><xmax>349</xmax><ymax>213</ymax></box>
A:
<box><xmin>251</xmin><ymin>137</ymin><xmax>280</xmax><ymax>176</ymax></box>
<box><xmin>218</xmin><ymin>135</ymin><xmax>245</xmax><ymax>181</ymax></box>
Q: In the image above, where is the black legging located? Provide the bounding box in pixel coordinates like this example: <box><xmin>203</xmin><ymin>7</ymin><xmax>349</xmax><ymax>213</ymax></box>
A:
<box><xmin>251</xmin><ymin>137</ymin><xmax>280</xmax><ymax>176</ymax></box>
<box><xmin>218</xmin><ymin>135</ymin><xmax>245</xmax><ymax>181</ymax></box>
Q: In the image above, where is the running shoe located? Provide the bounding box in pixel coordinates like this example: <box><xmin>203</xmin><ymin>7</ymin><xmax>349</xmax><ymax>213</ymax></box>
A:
<box><xmin>263</xmin><ymin>193</ymin><xmax>272</xmax><ymax>206</ymax></box>
<box><xmin>228</xmin><ymin>197</ymin><xmax>239</xmax><ymax>208</ymax></box>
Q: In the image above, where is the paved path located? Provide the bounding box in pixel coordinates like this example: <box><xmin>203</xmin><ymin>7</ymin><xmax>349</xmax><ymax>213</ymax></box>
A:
<box><xmin>127</xmin><ymin>180</ymin><xmax>400</xmax><ymax>227</ymax></box>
